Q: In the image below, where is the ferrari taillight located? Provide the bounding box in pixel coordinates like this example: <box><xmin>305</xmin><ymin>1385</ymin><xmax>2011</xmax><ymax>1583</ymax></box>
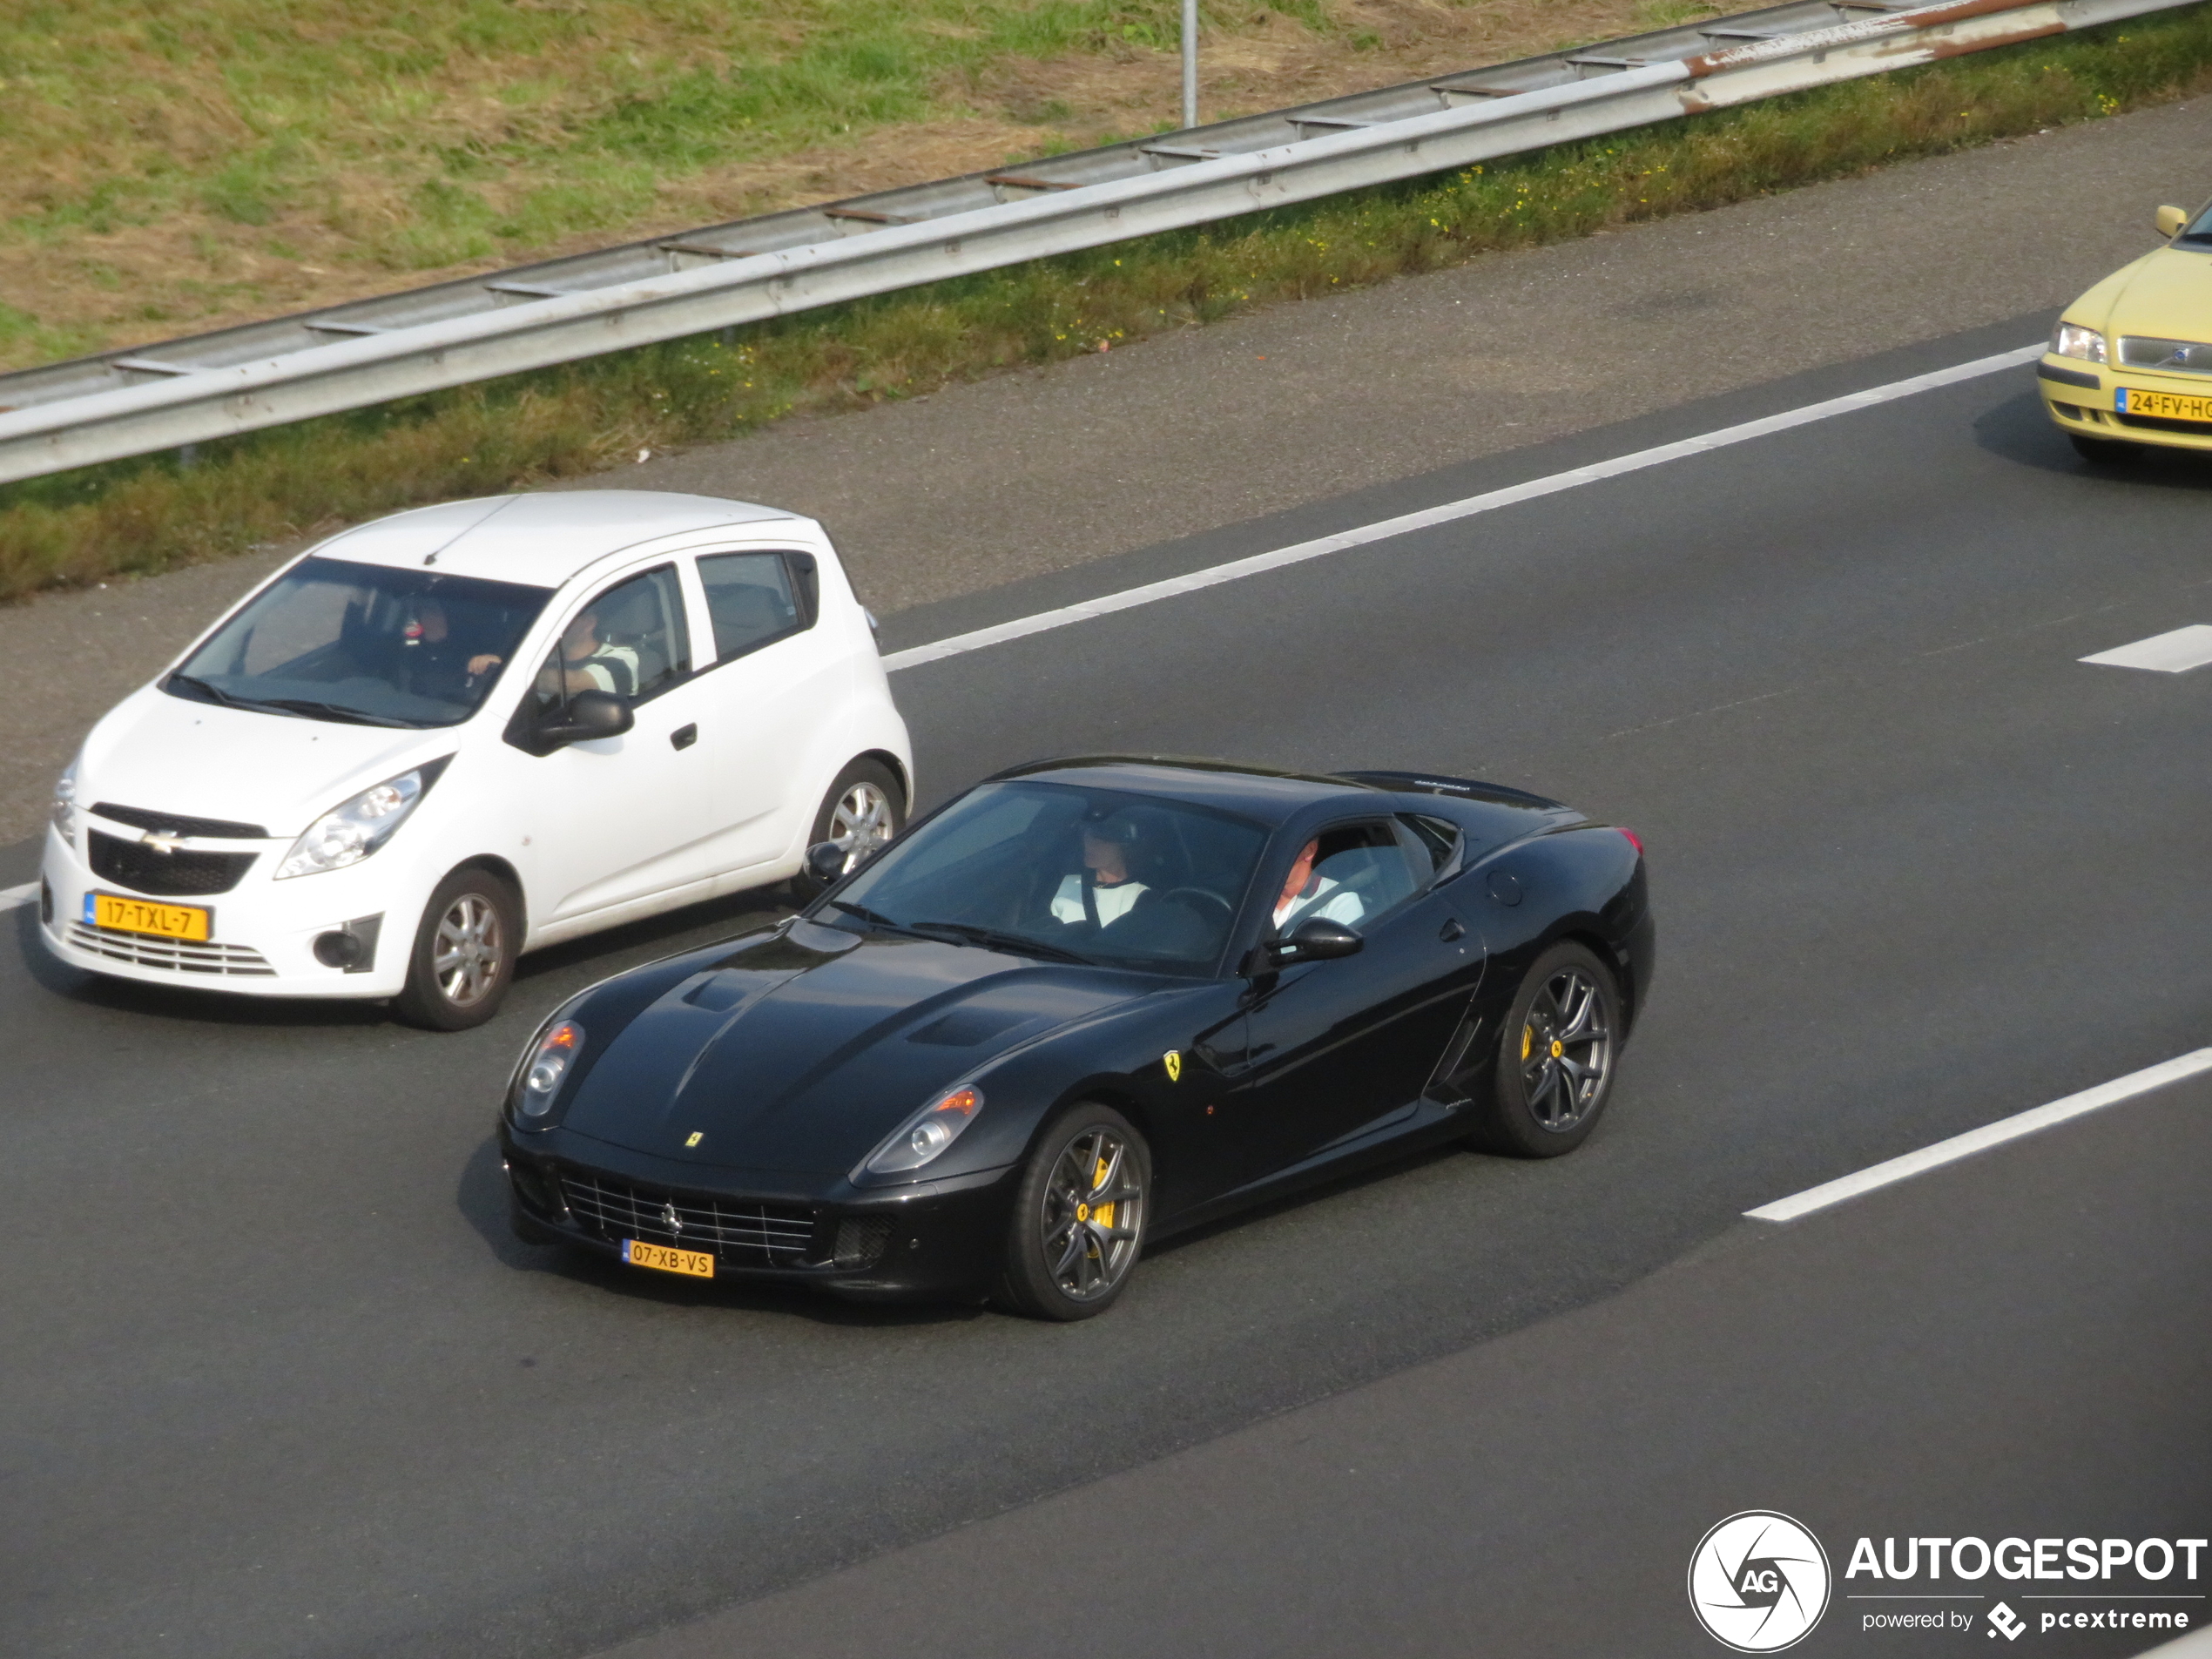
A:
<box><xmin>1617</xmin><ymin>827</ymin><xmax>1644</xmax><ymax>857</ymax></box>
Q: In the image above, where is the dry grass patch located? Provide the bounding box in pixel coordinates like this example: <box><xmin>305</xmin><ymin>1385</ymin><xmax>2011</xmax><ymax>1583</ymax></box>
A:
<box><xmin>0</xmin><ymin>0</ymin><xmax>1717</xmax><ymax>369</ymax></box>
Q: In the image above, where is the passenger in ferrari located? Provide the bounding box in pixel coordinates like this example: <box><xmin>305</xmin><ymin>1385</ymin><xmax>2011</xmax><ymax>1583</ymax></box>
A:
<box><xmin>1273</xmin><ymin>835</ymin><xmax>1367</xmax><ymax>932</ymax></box>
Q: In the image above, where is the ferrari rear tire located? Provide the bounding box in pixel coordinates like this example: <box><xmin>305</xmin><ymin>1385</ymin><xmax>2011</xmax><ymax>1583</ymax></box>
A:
<box><xmin>995</xmin><ymin>1103</ymin><xmax>1150</xmax><ymax>1321</ymax></box>
<box><xmin>792</xmin><ymin>758</ymin><xmax>905</xmax><ymax>899</ymax></box>
<box><xmin>392</xmin><ymin>865</ymin><xmax>521</xmax><ymax>1032</ymax></box>
<box><xmin>2069</xmin><ymin>432</ymin><xmax>2141</xmax><ymax>465</ymax></box>
<box><xmin>1470</xmin><ymin>941</ymin><xmax>1622</xmax><ymax>1158</ymax></box>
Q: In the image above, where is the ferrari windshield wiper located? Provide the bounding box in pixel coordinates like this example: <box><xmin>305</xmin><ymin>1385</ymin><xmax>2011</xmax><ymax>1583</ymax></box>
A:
<box><xmin>825</xmin><ymin>900</ymin><xmax>934</xmax><ymax>939</ymax></box>
<box><xmin>257</xmin><ymin>698</ymin><xmax>421</xmax><ymax>728</ymax></box>
<box><xmin>904</xmin><ymin>921</ymin><xmax>1092</xmax><ymax>965</ymax></box>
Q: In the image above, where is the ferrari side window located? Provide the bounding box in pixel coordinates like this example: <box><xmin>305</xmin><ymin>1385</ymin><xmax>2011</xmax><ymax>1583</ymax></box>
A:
<box><xmin>1398</xmin><ymin>813</ymin><xmax>1459</xmax><ymax>874</ymax></box>
<box><xmin>1278</xmin><ymin>822</ymin><xmax>1426</xmax><ymax>935</ymax></box>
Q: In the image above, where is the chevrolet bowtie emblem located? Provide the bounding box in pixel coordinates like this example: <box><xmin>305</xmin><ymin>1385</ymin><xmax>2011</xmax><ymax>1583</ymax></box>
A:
<box><xmin>140</xmin><ymin>830</ymin><xmax>185</xmax><ymax>855</ymax></box>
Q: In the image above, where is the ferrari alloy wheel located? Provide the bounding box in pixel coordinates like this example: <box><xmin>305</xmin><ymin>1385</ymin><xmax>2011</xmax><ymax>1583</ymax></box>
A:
<box><xmin>1472</xmin><ymin>941</ymin><xmax>1622</xmax><ymax>1157</ymax></box>
<box><xmin>998</xmin><ymin>1103</ymin><xmax>1150</xmax><ymax>1320</ymax></box>
<box><xmin>796</xmin><ymin>758</ymin><xmax>905</xmax><ymax>897</ymax></box>
<box><xmin>394</xmin><ymin>866</ymin><xmax>521</xmax><ymax>1031</ymax></box>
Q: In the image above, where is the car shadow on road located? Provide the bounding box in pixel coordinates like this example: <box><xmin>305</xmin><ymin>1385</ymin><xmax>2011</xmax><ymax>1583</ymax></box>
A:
<box><xmin>452</xmin><ymin>1132</ymin><xmax>988</xmax><ymax>1328</ymax></box>
<box><xmin>1973</xmin><ymin>384</ymin><xmax>2212</xmax><ymax>491</ymax></box>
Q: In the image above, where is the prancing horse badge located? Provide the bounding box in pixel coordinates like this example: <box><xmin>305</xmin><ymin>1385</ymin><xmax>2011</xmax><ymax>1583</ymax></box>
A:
<box><xmin>1162</xmin><ymin>1050</ymin><xmax>1183</xmax><ymax>1083</ymax></box>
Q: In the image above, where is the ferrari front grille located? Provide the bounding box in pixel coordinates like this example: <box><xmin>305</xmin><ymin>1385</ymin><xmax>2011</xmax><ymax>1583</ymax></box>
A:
<box><xmin>87</xmin><ymin>829</ymin><xmax>257</xmax><ymax>897</ymax></box>
<box><xmin>558</xmin><ymin>1172</ymin><xmax>819</xmax><ymax>1264</ymax></box>
<box><xmin>65</xmin><ymin>922</ymin><xmax>275</xmax><ymax>976</ymax></box>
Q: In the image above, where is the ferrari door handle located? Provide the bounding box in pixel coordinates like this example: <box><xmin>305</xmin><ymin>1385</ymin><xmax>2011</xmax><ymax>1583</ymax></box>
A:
<box><xmin>1439</xmin><ymin>917</ymin><xmax>1466</xmax><ymax>943</ymax></box>
<box><xmin>671</xmin><ymin>723</ymin><xmax>698</xmax><ymax>751</ymax></box>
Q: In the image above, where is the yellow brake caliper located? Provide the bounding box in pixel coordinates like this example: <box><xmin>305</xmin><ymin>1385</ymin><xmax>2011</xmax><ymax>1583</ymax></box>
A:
<box><xmin>1090</xmin><ymin>1156</ymin><xmax>1115</xmax><ymax>1238</ymax></box>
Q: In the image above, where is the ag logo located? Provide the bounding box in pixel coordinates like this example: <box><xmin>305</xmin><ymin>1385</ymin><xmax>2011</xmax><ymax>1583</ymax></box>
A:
<box><xmin>1688</xmin><ymin>1511</ymin><xmax>1831</xmax><ymax>1652</ymax></box>
<box><xmin>1162</xmin><ymin>1050</ymin><xmax>1183</xmax><ymax>1082</ymax></box>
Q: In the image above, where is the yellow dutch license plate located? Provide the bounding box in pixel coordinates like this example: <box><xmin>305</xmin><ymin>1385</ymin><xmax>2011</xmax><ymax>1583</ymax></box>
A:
<box><xmin>623</xmin><ymin>1238</ymin><xmax>714</xmax><ymax>1278</ymax></box>
<box><xmin>87</xmin><ymin>891</ymin><xmax>211</xmax><ymax>941</ymax></box>
<box><xmin>2117</xmin><ymin>386</ymin><xmax>2212</xmax><ymax>422</ymax></box>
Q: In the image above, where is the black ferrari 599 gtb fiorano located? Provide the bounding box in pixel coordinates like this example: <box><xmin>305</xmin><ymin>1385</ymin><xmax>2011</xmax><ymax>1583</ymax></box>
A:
<box><xmin>500</xmin><ymin>756</ymin><xmax>1654</xmax><ymax>1319</ymax></box>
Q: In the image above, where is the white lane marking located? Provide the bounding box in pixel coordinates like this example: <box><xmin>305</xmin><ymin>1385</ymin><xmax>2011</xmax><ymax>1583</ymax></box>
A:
<box><xmin>2080</xmin><ymin>624</ymin><xmax>2212</xmax><ymax>673</ymax></box>
<box><xmin>1745</xmin><ymin>1048</ymin><xmax>2212</xmax><ymax>1224</ymax></box>
<box><xmin>883</xmin><ymin>342</ymin><xmax>2045</xmax><ymax>672</ymax></box>
<box><xmin>0</xmin><ymin>880</ymin><xmax>37</xmax><ymax>911</ymax></box>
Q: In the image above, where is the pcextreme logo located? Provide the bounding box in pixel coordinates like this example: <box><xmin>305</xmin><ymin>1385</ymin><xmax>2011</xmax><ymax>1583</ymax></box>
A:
<box><xmin>1689</xmin><ymin>1511</ymin><xmax>1833</xmax><ymax>1652</ymax></box>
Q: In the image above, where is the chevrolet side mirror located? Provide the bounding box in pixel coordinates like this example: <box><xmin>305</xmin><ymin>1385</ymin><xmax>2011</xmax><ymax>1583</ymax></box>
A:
<box><xmin>1245</xmin><ymin>916</ymin><xmax>1363</xmax><ymax>974</ymax></box>
<box><xmin>536</xmin><ymin>689</ymin><xmax>633</xmax><ymax>747</ymax></box>
<box><xmin>804</xmin><ymin>840</ymin><xmax>852</xmax><ymax>886</ymax></box>
<box><xmin>2155</xmin><ymin>204</ymin><xmax>2188</xmax><ymax>239</ymax></box>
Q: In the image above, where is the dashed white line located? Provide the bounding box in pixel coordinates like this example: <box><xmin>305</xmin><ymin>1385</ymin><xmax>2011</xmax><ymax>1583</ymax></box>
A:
<box><xmin>0</xmin><ymin>880</ymin><xmax>37</xmax><ymax>912</ymax></box>
<box><xmin>882</xmin><ymin>342</ymin><xmax>2044</xmax><ymax>673</ymax></box>
<box><xmin>1745</xmin><ymin>1048</ymin><xmax>2212</xmax><ymax>1224</ymax></box>
<box><xmin>2080</xmin><ymin>624</ymin><xmax>2212</xmax><ymax>674</ymax></box>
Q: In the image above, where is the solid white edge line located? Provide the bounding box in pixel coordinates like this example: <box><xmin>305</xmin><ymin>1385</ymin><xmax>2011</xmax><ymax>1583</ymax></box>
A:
<box><xmin>0</xmin><ymin>880</ymin><xmax>37</xmax><ymax>910</ymax></box>
<box><xmin>1745</xmin><ymin>1047</ymin><xmax>2212</xmax><ymax>1224</ymax></box>
<box><xmin>880</xmin><ymin>342</ymin><xmax>2046</xmax><ymax>673</ymax></box>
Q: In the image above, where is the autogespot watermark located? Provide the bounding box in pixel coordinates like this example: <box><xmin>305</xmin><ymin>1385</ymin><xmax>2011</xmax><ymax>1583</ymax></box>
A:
<box><xmin>1690</xmin><ymin>1516</ymin><xmax>2207</xmax><ymax>1648</ymax></box>
<box><xmin>1689</xmin><ymin>1512</ymin><xmax>1834</xmax><ymax>1651</ymax></box>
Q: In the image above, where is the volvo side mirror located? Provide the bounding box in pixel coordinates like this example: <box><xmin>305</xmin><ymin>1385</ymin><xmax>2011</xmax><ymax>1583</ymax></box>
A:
<box><xmin>2155</xmin><ymin>204</ymin><xmax>2188</xmax><ymax>239</ymax></box>
<box><xmin>804</xmin><ymin>840</ymin><xmax>851</xmax><ymax>886</ymax></box>
<box><xmin>536</xmin><ymin>689</ymin><xmax>633</xmax><ymax>747</ymax></box>
<box><xmin>1244</xmin><ymin>916</ymin><xmax>1364</xmax><ymax>974</ymax></box>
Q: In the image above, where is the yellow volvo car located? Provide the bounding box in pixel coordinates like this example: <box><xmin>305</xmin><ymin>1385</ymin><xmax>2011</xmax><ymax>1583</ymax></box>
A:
<box><xmin>2040</xmin><ymin>197</ymin><xmax>2212</xmax><ymax>463</ymax></box>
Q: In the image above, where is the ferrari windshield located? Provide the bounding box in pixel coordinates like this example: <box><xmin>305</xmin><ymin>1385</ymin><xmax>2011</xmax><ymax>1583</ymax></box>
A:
<box><xmin>825</xmin><ymin>779</ymin><xmax>1270</xmax><ymax>974</ymax></box>
<box><xmin>165</xmin><ymin>556</ymin><xmax>552</xmax><ymax>728</ymax></box>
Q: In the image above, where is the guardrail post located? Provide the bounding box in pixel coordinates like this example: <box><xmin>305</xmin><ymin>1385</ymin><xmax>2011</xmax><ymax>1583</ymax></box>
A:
<box><xmin>1182</xmin><ymin>0</ymin><xmax>1199</xmax><ymax>129</ymax></box>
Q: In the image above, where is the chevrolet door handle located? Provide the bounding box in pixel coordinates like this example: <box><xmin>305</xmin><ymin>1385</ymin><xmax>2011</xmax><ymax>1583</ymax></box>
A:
<box><xmin>1439</xmin><ymin>917</ymin><xmax>1466</xmax><ymax>943</ymax></box>
<box><xmin>670</xmin><ymin>723</ymin><xmax>698</xmax><ymax>751</ymax></box>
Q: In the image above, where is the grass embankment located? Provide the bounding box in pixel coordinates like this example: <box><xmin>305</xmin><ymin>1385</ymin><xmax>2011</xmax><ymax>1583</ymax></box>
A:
<box><xmin>4</xmin><ymin>4</ymin><xmax>2212</xmax><ymax>604</ymax></box>
<box><xmin>0</xmin><ymin>0</ymin><xmax>1718</xmax><ymax>366</ymax></box>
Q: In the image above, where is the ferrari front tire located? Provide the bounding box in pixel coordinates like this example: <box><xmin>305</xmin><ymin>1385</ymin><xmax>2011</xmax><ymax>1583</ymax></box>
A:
<box><xmin>996</xmin><ymin>1103</ymin><xmax>1150</xmax><ymax>1321</ymax></box>
<box><xmin>1471</xmin><ymin>941</ymin><xmax>1622</xmax><ymax>1158</ymax></box>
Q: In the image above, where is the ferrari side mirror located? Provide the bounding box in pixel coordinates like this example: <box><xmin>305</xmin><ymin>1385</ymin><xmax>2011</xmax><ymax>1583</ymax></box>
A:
<box><xmin>2155</xmin><ymin>204</ymin><xmax>2188</xmax><ymax>239</ymax></box>
<box><xmin>804</xmin><ymin>840</ymin><xmax>851</xmax><ymax>886</ymax></box>
<box><xmin>1246</xmin><ymin>916</ymin><xmax>1363</xmax><ymax>974</ymax></box>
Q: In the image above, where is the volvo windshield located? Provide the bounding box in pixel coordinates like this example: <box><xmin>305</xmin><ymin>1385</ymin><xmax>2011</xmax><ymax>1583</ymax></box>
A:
<box><xmin>166</xmin><ymin>557</ymin><xmax>552</xmax><ymax>728</ymax></box>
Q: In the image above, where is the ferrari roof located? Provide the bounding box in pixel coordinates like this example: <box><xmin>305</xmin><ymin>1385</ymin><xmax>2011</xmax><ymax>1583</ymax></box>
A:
<box><xmin>996</xmin><ymin>756</ymin><xmax>1378</xmax><ymax>826</ymax></box>
<box><xmin>301</xmin><ymin>491</ymin><xmax>806</xmax><ymax>588</ymax></box>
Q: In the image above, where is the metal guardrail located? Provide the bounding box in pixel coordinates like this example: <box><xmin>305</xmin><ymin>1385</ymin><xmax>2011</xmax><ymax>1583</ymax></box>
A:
<box><xmin>0</xmin><ymin>0</ymin><xmax>2189</xmax><ymax>485</ymax></box>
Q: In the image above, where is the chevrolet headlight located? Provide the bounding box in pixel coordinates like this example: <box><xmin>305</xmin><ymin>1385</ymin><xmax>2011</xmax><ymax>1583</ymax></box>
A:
<box><xmin>275</xmin><ymin>759</ymin><xmax>447</xmax><ymax>880</ymax></box>
<box><xmin>2052</xmin><ymin>321</ymin><xmax>2107</xmax><ymax>364</ymax></box>
<box><xmin>861</xmin><ymin>1084</ymin><xmax>984</xmax><ymax>1177</ymax></box>
<box><xmin>51</xmin><ymin>759</ymin><xmax>78</xmax><ymax>842</ymax></box>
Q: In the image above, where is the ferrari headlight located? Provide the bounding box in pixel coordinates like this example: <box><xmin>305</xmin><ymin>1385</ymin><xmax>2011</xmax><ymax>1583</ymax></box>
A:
<box><xmin>512</xmin><ymin>1019</ymin><xmax>585</xmax><ymax>1124</ymax></box>
<box><xmin>51</xmin><ymin>759</ymin><xmax>78</xmax><ymax>842</ymax></box>
<box><xmin>861</xmin><ymin>1084</ymin><xmax>984</xmax><ymax>1177</ymax></box>
<box><xmin>2052</xmin><ymin>321</ymin><xmax>2107</xmax><ymax>364</ymax></box>
<box><xmin>275</xmin><ymin>760</ymin><xmax>443</xmax><ymax>880</ymax></box>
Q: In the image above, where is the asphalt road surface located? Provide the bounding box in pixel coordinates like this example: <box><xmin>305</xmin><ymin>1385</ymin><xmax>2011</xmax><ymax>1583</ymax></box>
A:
<box><xmin>4</xmin><ymin>314</ymin><xmax>2209</xmax><ymax>1657</ymax></box>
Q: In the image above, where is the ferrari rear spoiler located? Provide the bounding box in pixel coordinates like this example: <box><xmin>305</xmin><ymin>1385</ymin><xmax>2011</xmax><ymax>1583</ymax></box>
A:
<box><xmin>1334</xmin><ymin>770</ymin><xmax>1567</xmax><ymax>812</ymax></box>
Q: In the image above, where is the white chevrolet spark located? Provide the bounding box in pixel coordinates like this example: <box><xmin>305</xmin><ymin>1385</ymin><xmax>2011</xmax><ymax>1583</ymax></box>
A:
<box><xmin>39</xmin><ymin>490</ymin><xmax>914</xmax><ymax>1028</ymax></box>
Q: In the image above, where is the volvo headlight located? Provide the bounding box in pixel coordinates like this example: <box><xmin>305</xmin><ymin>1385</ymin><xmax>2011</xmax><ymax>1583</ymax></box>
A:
<box><xmin>275</xmin><ymin>759</ymin><xmax>448</xmax><ymax>880</ymax></box>
<box><xmin>2052</xmin><ymin>321</ymin><xmax>2107</xmax><ymax>364</ymax></box>
<box><xmin>511</xmin><ymin>1018</ymin><xmax>585</xmax><ymax>1125</ymax></box>
<box><xmin>51</xmin><ymin>759</ymin><xmax>78</xmax><ymax>842</ymax></box>
<box><xmin>861</xmin><ymin>1084</ymin><xmax>984</xmax><ymax>1177</ymax></box>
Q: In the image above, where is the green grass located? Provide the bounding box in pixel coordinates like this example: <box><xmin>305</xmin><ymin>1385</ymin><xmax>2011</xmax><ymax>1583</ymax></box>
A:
<box><xmin>5</xmin><ymin>3</ymin><xmax>2211</xmax><ymax>603</ymax></box>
